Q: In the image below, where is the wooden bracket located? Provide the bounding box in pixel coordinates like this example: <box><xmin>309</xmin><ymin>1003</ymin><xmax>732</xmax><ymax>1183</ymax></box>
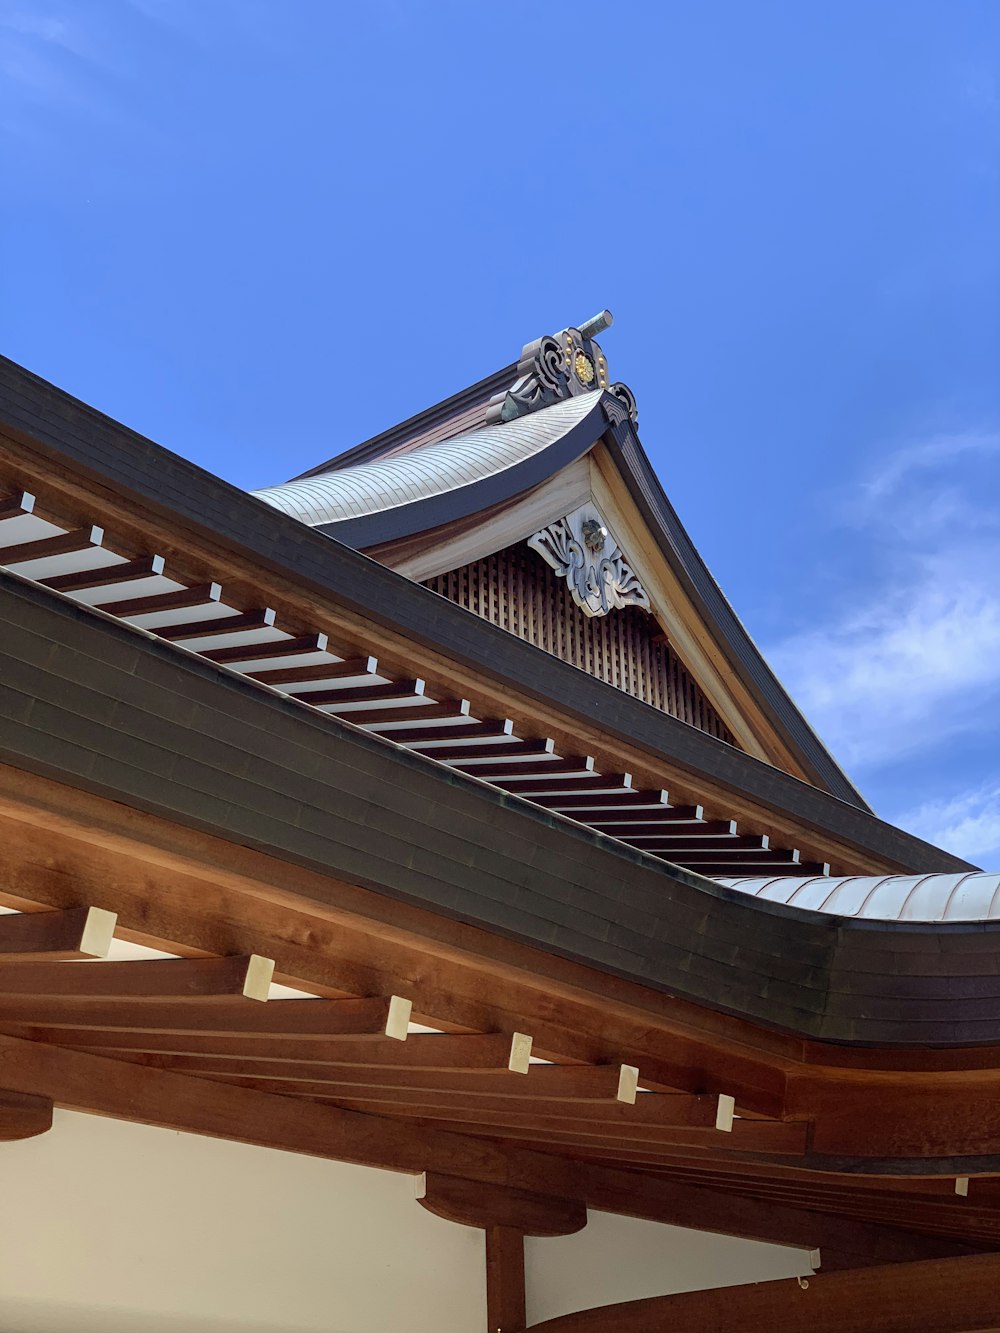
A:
<box><xmin>416</xmin><ymin>1172</ymin><xmax>586</xmax><ymax>1237</ymax></box>
<box><xmin>0</xmin><ymin>1089</ymin><xmax>53</xmax><ymax>1141</ymax></box>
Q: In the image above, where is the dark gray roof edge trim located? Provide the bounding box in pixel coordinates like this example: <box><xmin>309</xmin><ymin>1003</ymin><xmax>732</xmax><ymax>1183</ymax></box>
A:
<box><xmin>603</xmin><ymin>417</ymin><xmax>868</xmax><ymax>809</ymax></box>
<box><xmin>0</xmin><ymin>354</ymin><xmax>968</xmax><ymax>875</ymax></box>
<box><xmin>1</xmin><ymin>567</ymin><xmax>996</xmax><ymax>1057</ymax></box>
<box><xmin>293</xmin><ymin>362</ymin><xmax>518</xmax><ymax>479</ymax></box>
<box><xmin>313</xmin><ymin>394</ymin><xmax>609</xmax><ymax>548</ymax></box>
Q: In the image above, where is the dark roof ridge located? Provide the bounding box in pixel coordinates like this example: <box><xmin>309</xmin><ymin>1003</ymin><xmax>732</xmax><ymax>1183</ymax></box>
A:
<box><xmin>290</xmin><ymin>362</ymin><xmax>518</xmax><ymax>480</ymax></box>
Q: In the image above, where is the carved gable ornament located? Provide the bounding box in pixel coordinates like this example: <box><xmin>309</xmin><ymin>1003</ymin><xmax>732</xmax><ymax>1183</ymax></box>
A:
<box><xmin>528</xmin><ymin>503</ymin><xmax>651</xmax><ymax>618</ymax></box>
<box><xmin>486</xmin><ymin>310</ymin><xmax>639</xmax><ymax>430</ymax></box>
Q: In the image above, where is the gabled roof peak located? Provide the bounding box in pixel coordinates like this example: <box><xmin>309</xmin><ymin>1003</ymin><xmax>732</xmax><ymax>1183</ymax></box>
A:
<box><xmin>486</xmin><ymin>310</ymin><xmax>638</xmax><ymax>430</ymax></box>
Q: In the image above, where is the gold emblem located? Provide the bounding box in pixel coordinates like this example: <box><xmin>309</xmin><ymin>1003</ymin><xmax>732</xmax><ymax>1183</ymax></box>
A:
<box><xmin>574</xmin><ymin>350</ymin><xmax>595</xmax><ymax>385</ymax></box>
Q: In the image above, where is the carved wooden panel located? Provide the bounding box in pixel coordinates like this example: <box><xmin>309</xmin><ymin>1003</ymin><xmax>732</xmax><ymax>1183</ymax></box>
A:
<box><xmin>423</xmin><ymin>543</ymin><xmax>737</xmax><ymax>745</ymax></box>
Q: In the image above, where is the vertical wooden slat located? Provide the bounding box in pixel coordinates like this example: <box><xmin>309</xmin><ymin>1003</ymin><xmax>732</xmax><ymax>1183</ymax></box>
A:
<box><xmin>422</xmin><ymin>547</ymin><xmax>736</xmax><ymax>747</ymax></box>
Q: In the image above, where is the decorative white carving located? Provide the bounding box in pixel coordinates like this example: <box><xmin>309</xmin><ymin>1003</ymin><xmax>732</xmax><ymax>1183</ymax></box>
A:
<box><xmin>528</xmin><ymin>504</ymin><xmax>651</xmax><ymax>618</ymax></box>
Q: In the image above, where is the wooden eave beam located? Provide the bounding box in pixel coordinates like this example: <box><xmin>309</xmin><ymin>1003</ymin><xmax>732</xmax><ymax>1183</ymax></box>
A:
<box><xmin>41</xmin><ymin>554</ymin><xmax>165</xmax><ymax>593</ymax></box>
<box><xmin>0</xmin><ymin>1030</ymin><xmax>961</xmax><ymax>1258</ymax></box>
<box><xmin>74</xmin><ymin>1031</ymin><xmax>532</xmax><ymax>1071</ymax></box>
<box><xmin>93</xmin><ymin>580</ymin><xmax>223</xmax><ymax>617</ymax></box>
<box><xmin>0</xmin><ymin>421</ymin><xmax>961</xmax><ymax>878</ymax></box>
<box><xmin>0</xmin><ymin>524</ymin><xmax>103</xmax><ymax>565</ymax></box>
<box><xmin>0</xmin><ymin>994</ymin><xmax>410</xmax><ymax>1039</ymax></box>
<box><xmin>0</xmin><ymin>1088</ymin><xmax>53</xmax><ymax>1141</ymax></box>
<box><xmin>418</xmin><ymin>1172</ymin><xmax>587</xmax><ymax>1237</ymax></box>
<box><xmin>0</xmin><ymin>954</ymin><xmax>274</xmax><ymax>1001</ymax></box>
<box><xmin>0</xmin><ymin>906</ymin><xmax>117</xmax><ymax>960</ymax></box>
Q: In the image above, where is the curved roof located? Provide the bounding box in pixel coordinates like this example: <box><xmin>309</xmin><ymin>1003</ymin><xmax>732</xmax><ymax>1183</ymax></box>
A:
<box><xmin>717</xmin><ymin>871</ymin><xmax>1000</xmax><ymax>921</ymax></box>
<box><xmin>252</xmin><ymin>392</ymin><xmax>607</xmax><ymax>547</ymax></box>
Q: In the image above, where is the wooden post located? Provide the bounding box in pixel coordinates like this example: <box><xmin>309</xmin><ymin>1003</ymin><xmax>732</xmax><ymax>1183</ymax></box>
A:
<box><xmin>485</xmin><ymin>1225</ymin><xmax>526</xmax><ymax>1333</ymax></box>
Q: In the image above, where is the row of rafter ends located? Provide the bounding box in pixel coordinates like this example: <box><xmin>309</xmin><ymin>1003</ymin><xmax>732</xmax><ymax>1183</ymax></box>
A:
<box><xmin>0</xmin><ymin>489</ymin><xmax>828</xmax><ymax>877</ymax></box>
<box><xmin>0</xmin><ymin>906</ymin><xmax>760</xmax><ymax>1143</ymax></box>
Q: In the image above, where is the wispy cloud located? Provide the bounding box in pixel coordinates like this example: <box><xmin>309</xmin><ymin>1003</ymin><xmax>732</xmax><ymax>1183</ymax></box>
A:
<box><xmin>859</xmin><ymin>431</ymin><xmax>1000</xmax><ymax>507</ymax></box>
<box><xmin>895</xmin><ymin>782</ymin><xmax>1000</xmax><ymax>868</ymax></box>
<box><xmin>767</xmin><ymin>429</ymin><xmax>1000</xmax><ymax>772</ymax></box>
<box><xmin>0</xmin><ymin>1</ymin><xmax>127</xmax><ymax>121</ymax></box>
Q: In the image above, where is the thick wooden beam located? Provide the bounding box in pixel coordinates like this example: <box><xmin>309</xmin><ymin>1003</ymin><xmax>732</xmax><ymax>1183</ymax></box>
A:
<box><xmin>0</xmin><ymin>906</ymin><xmax>117</xmax><ymax>960</ymax></box>
<box><xmin>247</xmin><ymin>655</ymin><xmax>380</xmax><ymax>686</ymax></box>
<box><xmin>523</xmin><ymin>1252</ymin><xmax>1000</xmax><ymax>1333</ymax></box>
<box><xmin>71</xmin><ymin>1031</ymin><xmax>531</xmax><ymax>1071</ymax></box>
<box><xmin>155</xmin><ymin>609</ymin><xmax>277</xmax><ymax>641</ymax></box>
<box><xmin>418</xmin><ymin>1172</ymin><xmax>586</xmax><ymax>1237</ymax></box>
<box><xmin>486</xmin><ymin>1226</ymin><xmax>526</xmax><ymax>1333</ymax></box>
<box><xmin>0</xmin><ymin>955</ymin><xmax>274</xmax><ymax>1001</ymax></box>
<box><xmin>0</xmin><ymin>524</ymin><xmax>103</xmax><ymax>565</ymax></box>
<box><xmin>0</xmin><ymin>994</ymin><xmax>410</xmax><ymax>1040</ymax></box>
<box><xmin>348</xmin><ymin>1104</ymin><xmax>804</xmax><ymax>1156</ymax></box>
<box><xmin>0</xmin><ymin>1033</ymin><xmax>974</xmax><ymax>1258</ymax></box>
<box><xmin>0</xmin><ymin>490</ymin><xmax>36</xmax><ymax>520</ymax></box>
<box><xmin>353</xmin><ymin>700</ymin><xmax>471</xmax><ymax>726</ymax></box>
<box><xmin>94</xmin><ymin>581</ymin><xmax>222</xmax><ymax>617</ymax></box>
<box><xmin>199</xmin><ymin>632</ymin><xmax>328</xmax><ymax>665</ymax></box>
<box><xmin>0</xmin><ymin>1089</ymin><xmax>53</xmax><ymax>1141</ymax></box>
<box><xmin>41</xmin><ymin>554</ymin><xmax>165</xmax><ymax>593</ymax></box>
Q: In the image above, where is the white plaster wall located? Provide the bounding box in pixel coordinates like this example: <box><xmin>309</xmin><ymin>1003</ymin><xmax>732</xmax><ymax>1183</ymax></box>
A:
<box><xmin>0</xmin><ymin>1111</ymin><xmax>814</xmax><ymax>1331</ymax></box>
<box><xmin>526</xmin><ymin>1209</ymin><xmax>814</xmax><ymax>1325</ymax></box>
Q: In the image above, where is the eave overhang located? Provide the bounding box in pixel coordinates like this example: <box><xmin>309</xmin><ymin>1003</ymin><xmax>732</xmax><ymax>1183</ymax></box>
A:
<box><xmin>0</xmin><ymin>355</ymin><xmax>969</xmax><ymax>881</ymax></box>
<box><xmin>1</xmin><ymin>568</ymin><xmax>995</xmax><ymax>1051</ymax></box>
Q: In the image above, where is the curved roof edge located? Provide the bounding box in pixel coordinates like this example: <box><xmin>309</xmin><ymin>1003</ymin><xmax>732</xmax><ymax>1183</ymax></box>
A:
<box><xmin>252</xmin><ymin>392</ymin><xmax>610</xmax><ymax>548</ymax></box>
<box><xmin>717</xmin><ymin>871</ymin><xmax>998</xmax><ymax>921</ymax></box>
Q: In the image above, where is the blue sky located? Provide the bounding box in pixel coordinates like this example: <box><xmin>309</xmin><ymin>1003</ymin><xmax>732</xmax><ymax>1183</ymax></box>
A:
<box><xmin>2</xmin><ymin>0</ymin><xmax>998</xmax><ymax>866</ymax></box>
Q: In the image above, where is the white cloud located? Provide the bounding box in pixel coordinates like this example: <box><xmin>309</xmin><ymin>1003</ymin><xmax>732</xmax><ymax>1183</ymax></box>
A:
<box><xmin>767</xmin><ymin>430</ymin><xmax>1000</xmax><ymax>771</ymax></box>
<box><xmin>895</xmin><ymin>783</ymin><xmax>1000</xmax><ymax>868</ymax></box>
<box><xmin>860</xmin><ymin>430</ymin><xmax>1000</xmax><ymax>506</ymax></box>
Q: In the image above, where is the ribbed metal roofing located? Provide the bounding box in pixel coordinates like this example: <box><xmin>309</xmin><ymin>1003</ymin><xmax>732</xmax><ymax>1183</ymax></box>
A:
<box><xmin>716</xmin><ymin>871</ymin><xmax>1000</xmax><ymax>921</ymax></box>
<box><xmin>253</xmin><ymin>392</ymin><xmax>602</xmax><ymax>529</ymax></box>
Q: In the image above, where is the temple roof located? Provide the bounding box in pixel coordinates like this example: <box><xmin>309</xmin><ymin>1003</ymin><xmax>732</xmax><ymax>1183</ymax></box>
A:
<box><xmin>251</xmin><ymin>316</ymin><xmax>869</xmax><ymax>811</ymax></box>
<box><xmin>253</xmin><ymin>392</ymin><xmax>605</xmax><ymax>546</ymax></box>
<box><xmin>718</xmin><ymin>871</ymin><xmax>1000</xmax><ymax>921</ymax></box>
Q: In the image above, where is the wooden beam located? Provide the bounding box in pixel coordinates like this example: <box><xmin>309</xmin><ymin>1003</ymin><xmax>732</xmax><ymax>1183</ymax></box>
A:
<box><xmin>69</xmin><ymin>1031</ymin><xmax>531</xmax><ymax>1071</ymax></box>
<box><xmin>0</xmin><ymin>954</ymin><xmax>274</xmax><ymax>1001</ymax></box>
<box><xmin>0</xmin><ymin>490</ymin><xmax>36</xmax><ymax>521</ymax></box>
<box><xmin>0</xmin><ymin>994</ymin><xmax>410</xmax><ymax>1039</ymax></box>
<box><xmin>0</xmin><ymin>1089</ymin><xmax>53</xmax><ymax>1141</ymax></box>
<box><xmin>306</xmin><ymin>679</ymin><xmax>426</xmax><ymax>706</ymax></box>
<box><xmin>486</xmin><ymin>1226</ymin><xmax>526</xmax><ymax>1333</ymax></box>
<box><xmin>41</xmin><ymin>554</ymin><xmax>165</xmax><ymax>593</ymax></box>
<box><xmin>468</xmin><ymin>758</ymin><xmax>596</xmax><ymax>780</ymax></box>
<box><xmin>423</xmin><ymin>740</ymin><xmax>556</xmax><ymax>763</ymax></box>
<box><xmin>342</xmin><ymin>1103</ymin><xmax>805</xmax><ymax>1155</ymax></box>
<box><xmin>522</xmin><ymin>1252</ymin><xmax>1000</xmax><ymax>1333</ymax></box>
<box><xmin>382</xmin><ymin>721</ymin><xmax>516</xmax><ymax>744</ymax></box>
<box><xmin>0</xmin><ymin>906</ymin><xmax>117</xmax><ymax>960</ymax></box>
<box><xmin>94</xmin><ymin>581</ymin><xmax>222</xmax><ymax>617</ymax></box>
<box><xmin>418</xmin><ymin>1172</ymin><xmax>586</xmax><ymax>1237</ymax></box>
<box><xmin>0</xmin><ymin>524</ymin><xmax>103</xmax><ymax>565</ymax></box>
<box><xmin>199</xmin><ymin>633</ymin><xmax>329</xmax><ymax>665</ymax></box>
<box><xmin>0</xmin><ymin>1032</ymin><xmax>971</xmax><ymax>1256</ymax></box>
<box><xmin>246</xmin><ymin>655</ymin><xmax>380</xmax><ymax>686</ymax></box>
<box><xmin>500</xmin><ymin>774</ymin><xmax>634</xmax><ymax>795</ymax></box>
<box><xmin>349</xmin><ymin>700</ymin><xmax>472</xmax><ymax>727</ymax></box>
<box><xmin>155</xmin><ymin>609</ymin><xmax>277</xmax><ymax>641</ymax></box>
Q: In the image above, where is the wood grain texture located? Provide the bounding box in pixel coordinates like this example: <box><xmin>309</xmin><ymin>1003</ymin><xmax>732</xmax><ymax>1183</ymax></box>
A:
<box><xmin>424</xmin><ymin>543</ymin><xmax>736</xmax><ymax>745</ymax></box>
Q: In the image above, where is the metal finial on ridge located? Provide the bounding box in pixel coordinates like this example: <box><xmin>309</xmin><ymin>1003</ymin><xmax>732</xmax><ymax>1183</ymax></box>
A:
<box><xmin>486</xmin><ymin>310</ymin><xmax>636</xmax><ymax>428</ymax></box>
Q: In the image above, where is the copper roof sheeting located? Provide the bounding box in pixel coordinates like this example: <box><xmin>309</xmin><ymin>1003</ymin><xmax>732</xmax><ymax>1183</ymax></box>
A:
<box><xmin>716</xmin><ymin>871</ymin><xmax>1000</xmax><ymax>921</ymax></box>
<box><xmin>251</xmin><ymin>391</ymin><xmax>603</xmax><ymax>529</ymax></box>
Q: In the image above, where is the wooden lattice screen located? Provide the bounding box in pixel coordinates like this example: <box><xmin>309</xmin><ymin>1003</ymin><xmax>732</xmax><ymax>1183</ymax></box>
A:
<box><xmin>423</xmin><ymin>543</ymin><xmax>737</xmax><ymax>745</ymax></box>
